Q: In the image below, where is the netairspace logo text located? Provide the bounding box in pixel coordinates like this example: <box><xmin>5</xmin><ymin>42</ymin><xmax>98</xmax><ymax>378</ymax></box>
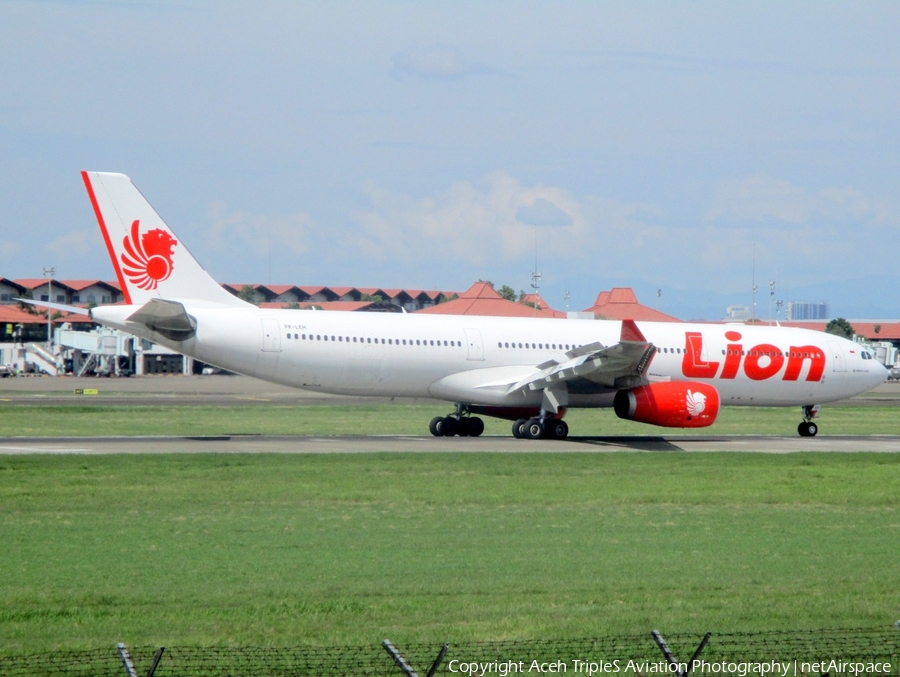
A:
<box><xmin>447</xmin><ymin>659</ymin><xmax>894</xmax><ymax>677</ymax></box>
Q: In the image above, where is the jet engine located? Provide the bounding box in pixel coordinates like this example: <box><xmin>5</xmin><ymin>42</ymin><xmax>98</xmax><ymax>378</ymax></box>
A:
<box><xmin>613</xmin><ymin>381</ymin><xmax>719</xmax><ymax>428</ymax></box>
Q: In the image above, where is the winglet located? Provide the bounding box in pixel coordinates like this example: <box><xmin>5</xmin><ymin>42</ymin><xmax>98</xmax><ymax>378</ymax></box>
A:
<box><xmin>620</xmin><ymin>319</ymin><xmax>647</xmax><ymax>343</ymax></box>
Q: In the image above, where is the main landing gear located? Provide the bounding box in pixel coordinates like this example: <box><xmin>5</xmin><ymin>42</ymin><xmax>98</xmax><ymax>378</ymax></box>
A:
<box><xmin>429</xmin><ymin>404</ymin><xmax>485</xmax><ymax>437</ymax></box>
<box><xmin>798</xmin><ymin>404</ymin><xmax>821</xmax><ymax>437</ymax></box>
<box><xmin>511</xmin><ymin>417</ymin><xmax>569</xmax><ymax>440</ymax></box>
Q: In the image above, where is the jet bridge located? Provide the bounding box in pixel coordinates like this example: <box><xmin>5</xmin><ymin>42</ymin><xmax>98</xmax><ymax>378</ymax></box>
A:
<box><xmin>54</xmin><ymin>325</ymin><xmax>192</xmax><ymax>376</ymax></box>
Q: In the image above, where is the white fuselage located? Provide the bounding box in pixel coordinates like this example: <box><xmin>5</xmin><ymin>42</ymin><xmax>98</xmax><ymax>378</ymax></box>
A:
<box><xmin>93</xmin><ymin>305</ymin><xmax>887</xmax><ymax>409</ymax></box>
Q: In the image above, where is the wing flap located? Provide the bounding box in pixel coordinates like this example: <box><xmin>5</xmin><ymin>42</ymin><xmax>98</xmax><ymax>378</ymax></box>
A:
<box><xmin>510</xmin><ymin>319</ymin><xmax>656</xmax><ymax>394</ymax></box>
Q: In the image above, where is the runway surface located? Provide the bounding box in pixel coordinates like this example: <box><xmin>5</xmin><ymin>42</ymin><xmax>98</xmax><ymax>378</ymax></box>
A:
<box><xmin>2</xmin><ymin>374</ymin><xmax>899</xmax><ymax>454</ymax></box>
<box><xmin>2</xmin><ymin>434</ymin><xmax>899</xmax><ymax>454</ymax></box>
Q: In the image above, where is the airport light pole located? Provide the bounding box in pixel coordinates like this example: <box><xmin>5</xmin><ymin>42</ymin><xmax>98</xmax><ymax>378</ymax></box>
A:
<box><xmin>43</xmin><ymin>267</ymin><xmax>55</xmax><ymax>350</ymax></box>
<box><xmin>752</xmin><ymin>284</ymin><xmax>757</xmax><ymax>323</ymax></box>
<box><xmin>769</xmin><ymin>280</ymin><xmax>775</xmax><ymax>325</ymax></box>
<box><xmin>530</xmin><ymin>270</ymin><xmax>541</xmax><ymax>318</ymax></box>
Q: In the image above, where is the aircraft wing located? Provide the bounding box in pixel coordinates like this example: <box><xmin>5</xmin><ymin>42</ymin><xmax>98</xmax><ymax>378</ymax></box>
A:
<box><xmin>429</xmin><ymin>319</ymin><xmax>657</xmax><ymax>410</ymax></box>
<box><xmin>508</xmin><ymin>319</ymin><xmax>656</xmax><ymax>395</ymax></box>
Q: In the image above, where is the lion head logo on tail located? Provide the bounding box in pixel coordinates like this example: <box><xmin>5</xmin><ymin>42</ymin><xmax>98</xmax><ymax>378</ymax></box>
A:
<box><xmin>121</xmin><ymin>219</ymin><xmax>178</xmax><ymax>290</ymax></box>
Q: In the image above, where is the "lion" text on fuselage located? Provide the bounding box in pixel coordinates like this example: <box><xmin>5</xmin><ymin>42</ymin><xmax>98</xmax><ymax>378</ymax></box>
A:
<box><xmin>682</xmin><ymin>330</ymin><xmax>826</xmax><ymax>382</ymax></box>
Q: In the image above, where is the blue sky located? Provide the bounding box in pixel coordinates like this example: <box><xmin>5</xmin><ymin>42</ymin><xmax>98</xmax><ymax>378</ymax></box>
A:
<box><xmin>1</xmin><ymin>1</ymin><xmax>898</xmax><ymax>320</ymax></box>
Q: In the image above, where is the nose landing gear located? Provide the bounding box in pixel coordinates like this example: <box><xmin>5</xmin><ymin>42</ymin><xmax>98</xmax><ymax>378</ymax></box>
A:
<box><xmin>798</xmin><ymin>405</ymin><xmax>820</xmax><ymax>437</ymax></box>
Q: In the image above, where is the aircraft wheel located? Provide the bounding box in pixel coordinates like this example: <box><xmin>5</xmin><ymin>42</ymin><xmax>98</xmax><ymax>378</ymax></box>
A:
<box><xmin>429</xmin><ymin>416</ymin><xmax>444</xmax><ymax>437</ymax></box>
<box><xmin>798</xmin><ymin>421</ymin><xmax>818</xmax><ymax>437</ymax></box>
<box><xmin>524</xmin><ymin>419</ymin><xmax>544</xmax><ymax>440</ymax></box>
<box><xmin>441</xmin><ymin>416</ymin><xmax>459</xmax><ymax>437</ymax></box>
<box><xmin>512</xmin><ymin>418</ymin><xmax>527</xmax><ymax>439</ymax></box>
<box><xmin>548</xmin><ymin>420</ymin><xmax>569</xmax><ymax>440</ymax></box>
<box><xmin>458</xmin><ymin>417</ymin><xmax>471</xmax><ymax>437</ymax></box>
<box><xmin>467</xmin><ymin>417</ymin><xmax>485</xmax><ymax>437</ymax></box>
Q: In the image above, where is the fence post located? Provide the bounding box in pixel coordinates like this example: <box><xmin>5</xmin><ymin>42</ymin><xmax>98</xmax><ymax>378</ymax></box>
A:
<box><xmin>427</xmin><ymin>643</ymin><xmax>450</xmax><ymax>677</ymax></box>
<box><xmin>651</xmin><ymin>631</ymin><xmax>711</xmax><ymax>677</ymax></box>
<box><xmin>115</xmin><ymin>643</ymin><xmax>165</xmax><ymax>677</ymax></box>
<box><xmin>147</xmin><ymin>647</ymin><xmax>166</xmax><ymax>677</ymax></box>
<box><xmin>116</xmin><ymin>643</ymin><xmax>139</xmax><ymax>677</ymax></box>
<box><xmin>383</xmin><ymin>640</ymin><xmax>421</xmax><ymax>677</ymax></box>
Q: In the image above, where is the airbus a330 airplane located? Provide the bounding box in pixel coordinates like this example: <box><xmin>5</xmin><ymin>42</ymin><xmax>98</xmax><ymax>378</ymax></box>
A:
<box><xmin>32</xmin><ymin>172</ymin><xmax>888</xmax><ymax>439</ymax></box>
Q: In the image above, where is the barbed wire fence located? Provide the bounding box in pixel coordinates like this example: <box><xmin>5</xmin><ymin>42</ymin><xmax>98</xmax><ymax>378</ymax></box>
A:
<box><xmin>1</xmin><ymin>626</ymin><xmax>899</xmax><ymax>677</ymax></box>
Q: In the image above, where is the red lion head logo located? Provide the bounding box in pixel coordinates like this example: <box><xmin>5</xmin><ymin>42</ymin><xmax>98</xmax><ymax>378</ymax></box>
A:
<box><xmin>121</xmin><ymin>219</ymin><xmax>178</xmax><ymax>291</ymax></box>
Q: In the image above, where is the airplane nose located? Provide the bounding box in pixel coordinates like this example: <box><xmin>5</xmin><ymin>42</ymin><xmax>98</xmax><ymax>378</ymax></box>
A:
<box><xmin>874</xmin><ymin>361</ymin><xmax>889</xmax><ymax>385</ymax></box>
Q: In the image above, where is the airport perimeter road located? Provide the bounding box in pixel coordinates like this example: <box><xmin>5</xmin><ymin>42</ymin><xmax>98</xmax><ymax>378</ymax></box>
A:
<box><xmin>1</xmin><ymin>434</ymin><xmax>899</xmax><ymax>454</ymax></box>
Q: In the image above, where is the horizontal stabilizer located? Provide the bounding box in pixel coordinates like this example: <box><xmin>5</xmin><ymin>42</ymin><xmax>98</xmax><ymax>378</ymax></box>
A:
<box><xmin>15</xmin><ymin>298</ymin><xmax>86</xmax><ymax>315</ymax></box>
<box><xmin>127</xmin><ymin>299</ymin><xmax>197</xmax><ymax>342</ymax></box>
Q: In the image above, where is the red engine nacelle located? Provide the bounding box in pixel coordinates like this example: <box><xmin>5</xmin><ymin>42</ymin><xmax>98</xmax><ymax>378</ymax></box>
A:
<box><xmin>613</xmin><ymin>381</ymin><xmax>720</xmax><ymax>428</ymax></box>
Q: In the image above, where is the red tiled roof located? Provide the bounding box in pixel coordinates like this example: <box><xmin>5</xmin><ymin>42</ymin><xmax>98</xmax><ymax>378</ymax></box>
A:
<box><xmin>462</xmin><ymin>281</ymin><xmax>501</xmax><ymax>299</ymax></box>
<box><xmin>0</xmin><ymin>278</ymin><xmax>27</xmax><ymax>293</ymax></box>
<box><xmin>519</xmin><ymin>292</ymin><xmax>554</xmax><ymax>309</ymax></box>
<box><xmin>59</xmin><ymin>312</ymin><xmax>94</xmax><ymax>323</ymax></box>
<box><xmin>328</xmin><ymin>286</ymin><xmax>359</xmax><ymax>297</ymax></box>
<box><xmin>263</xmin><ymin>284</ymin><xmax>304</xmax><ymax>295</ymax></box>
<box><xmin>418</xmin><ymin>282</ymin><xmax>565</xmax><ymax>318</ymax></box>
<box><xmin>60</xmin><ymin>280</ymin><xmax>119</xmax><ymax>292</ymax></box>
<box><xmin>585</xmin><ymin>287</ymin><xmax>681</xmax><ymax>322</ymax></box>
<box><xmin>0</xmin><ymin>306</ymin><xmax>93</xmax><ymax>324</ymax></box>
<box><xmin>14</xmin><ymin>278</ymin><xmax>76</xmax><ymax>292</ymax></box>
<box><xmin>0</xmin><ymin>306</ymin><xmax>47</xmax><ymax>324</ymax></box>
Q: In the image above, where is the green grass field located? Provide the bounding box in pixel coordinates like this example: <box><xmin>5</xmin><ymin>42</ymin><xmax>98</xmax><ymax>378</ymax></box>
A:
<box><xmin>1</xmin><ymin>451</ymin><xmax>898</xmax><ymax>653</ymax></box>
<box><xmin>3</xmin><ymin>401</ymin><xmax>900</xmax><ymax>437</ymax></box>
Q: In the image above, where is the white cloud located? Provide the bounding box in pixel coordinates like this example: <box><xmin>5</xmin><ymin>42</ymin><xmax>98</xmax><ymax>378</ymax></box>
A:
<box><xmin>47</xmin><ymin>230</ymin><xmax>91</xmax><ymax>261</ymax></box>
<box><xmin>206</xmin><ymin>203</ymin><xmax>315</xmax><ymax>258</ymax></box>
<box><xmin>391</xmin><ymin>45</ymin><xmax>490</xmax><ymax>80</ymax></box>
<box><xmin>0</xmin><ymin>240</ymin><xmax>21</xmax><ymax>261</ymax></box>
<box><xmin>707</xmin><ymin>174</ymin><xmax>889</xmax><ymax>226</ymax></box>
<box><xmin>351</xmin><ymin>172</ymin><xmax>598</xmax><ymax>265</ymax></box>
<box><xmin>516</xmin><ymin>198</ymin><xmax>573</xmax><ymax>227</ymax></box>
<box><xmin>707</xmin><ymin>174</ymin><xmax>809</xmax><ymax>224</ymax></box>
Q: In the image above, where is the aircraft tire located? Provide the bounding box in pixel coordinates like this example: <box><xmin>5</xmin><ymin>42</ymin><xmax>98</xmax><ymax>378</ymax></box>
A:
<box><xmin>548</xmin><ymin>420</ymin><xmax>569</xmax><ymax>440</ymax></box>
<box><xmin>798</xmin><ymin>421</ymin><xmax>819</xmax><ymax>437</ymax></box>
<box><xmin>458</xmin><ymin>418</ymin><xmax>471</xmax><ymax>437</ymax></box>
<box><xmin>512</xmin><ymin>418</ymin><xmax>527</xmax><ymax>439</ymax></box>
<box><xmin>524</xmin><ymin>419</ymin><xmax>544</xmax><ymax>440</ymax></box>
<box><xmin>467</xmin><ymin>417</ymin><xmax>485</xmax><ymax>437</ymax></box>
<box><xmin>441</xmin><ymin>416</ymin><xmax>459</xmax><ymax>437</ymax></box>
<box><xmin>429</xmin><ymin>416</ymin><xmax>444</xmax><ymax>437</ymax></box>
